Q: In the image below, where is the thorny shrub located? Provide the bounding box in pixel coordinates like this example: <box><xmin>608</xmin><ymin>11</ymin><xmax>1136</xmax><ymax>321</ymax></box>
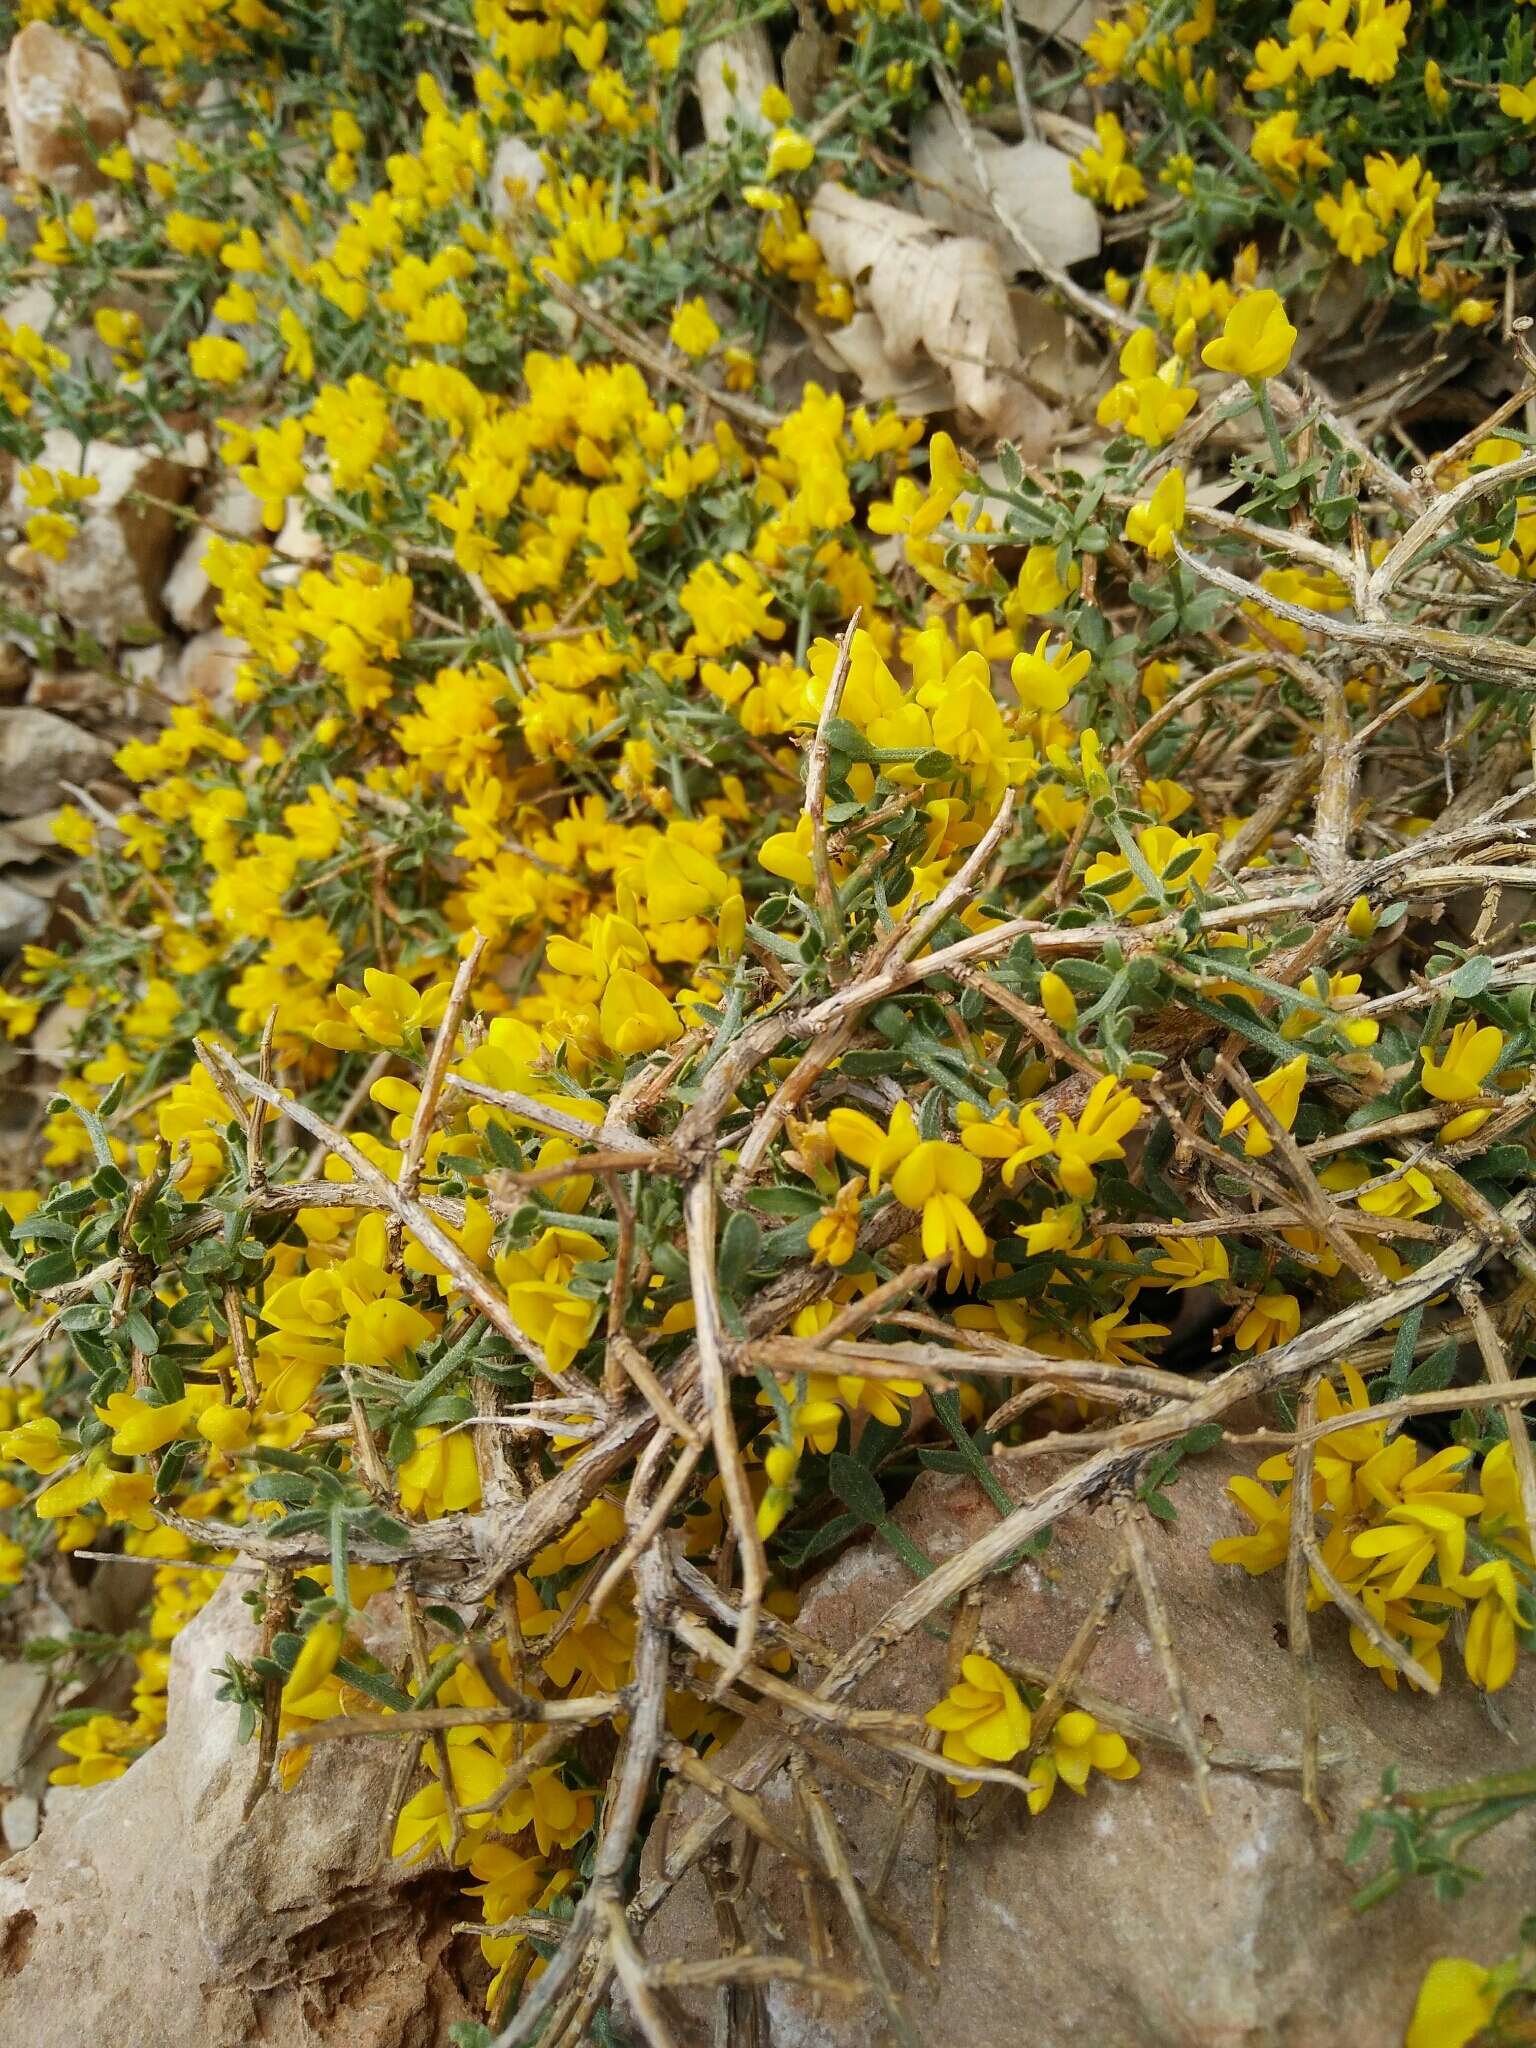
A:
<box><xmin>1</xmin><ymin>0</ymin><xmax>1536</xmax><ymax>2038</ymax></box>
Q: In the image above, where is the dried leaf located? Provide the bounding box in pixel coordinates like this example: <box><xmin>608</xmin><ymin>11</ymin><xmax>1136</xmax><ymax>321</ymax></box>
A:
<box><xmin>910</xmin><ymin>107</ymin><xmax>1100</xmax><ymax>278</ymax></box>
<box><xmin>807</xmin><ymin>183</ymin><xmax>1051</xmax><ymax>450</ymax></box>
<box><xmin>694</xmin><ymin>24</ymin><xmax>775</xmax><ymax>146</ymax></box>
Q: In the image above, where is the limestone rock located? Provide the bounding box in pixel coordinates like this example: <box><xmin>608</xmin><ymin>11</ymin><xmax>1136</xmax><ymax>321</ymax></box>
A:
<box><xmin>162</xmin><ymin>474</ymin><xmax>264</xmax><ymax>633</ymax></box>
<box><xmin>10</xmin><ymin>430</ymin><xmax>194</xmax><ymax>644</ymax></box>
<box><xmin>638</xmin><ymin>1454</ymin><xmax>1536</xmax><ymax>2047</ymax></box>
<box><xmin>0</xmin><ymin>709</ymin><xmax>109</xmax><ymax>817</ymax></box>
<box><xmin>0</xmin><ymin>879</ymin><xmax>47</xmax><ymax>957</ymax></box>
<box><xmin>0</xmin><ymin>1579</ymin><xmax>483</xmax><ymax>2046</ymax></box>
<box><xmin>4</xmin><ymin>24</ymin><xmax>131</xmax><ymax>199</ymax></box>
<box><xmin>169</xmin><ymin>630</ymin><xmax>245</xmax><ymax>717</ymax></box>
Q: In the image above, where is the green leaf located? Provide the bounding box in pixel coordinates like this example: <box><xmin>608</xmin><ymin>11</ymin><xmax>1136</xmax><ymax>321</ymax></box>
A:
<box><xmin>1448</xmin><ymin>955</ymin><xmax>1493</xmax><ymax>998</ymax></box>
<box><xmin>828</xmin><ymin>1451</ymin><xmax>887</xmax><ymax>1525</ymax></box>
<box><xmin>1404</xmin><ymin>1340</ymin><xmax>1459</xmax><ymax>1395</ymax></box>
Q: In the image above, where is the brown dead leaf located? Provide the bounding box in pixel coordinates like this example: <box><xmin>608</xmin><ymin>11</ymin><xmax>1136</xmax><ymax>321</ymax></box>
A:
<box><xmin>910</xmin><ymin>107</ymin><xmax>1100</xmax><ymax>277</ymax></box>
<box><xmin>807</xmin><ymin>183</ymin><xmax>1051</xmax><ymax>451</ymax></box>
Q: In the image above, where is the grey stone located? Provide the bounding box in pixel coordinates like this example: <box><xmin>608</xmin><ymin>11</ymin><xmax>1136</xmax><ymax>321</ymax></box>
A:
<box><xmin>0</xmin><ymin>709</ymin><xmax>108</xmax><ymax>817</ymax></box>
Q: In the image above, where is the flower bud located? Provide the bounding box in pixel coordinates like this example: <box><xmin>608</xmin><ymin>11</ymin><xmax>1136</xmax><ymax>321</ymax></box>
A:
<box><xmin>1346</xmin><ymin>894</ymin><xmax>1377</xmax><ymax>940</ymax></box>
<box><xmin>1040</xmin><ymin>970</ymin><xmax>1078</xmax><ymax>1030</ymax></box>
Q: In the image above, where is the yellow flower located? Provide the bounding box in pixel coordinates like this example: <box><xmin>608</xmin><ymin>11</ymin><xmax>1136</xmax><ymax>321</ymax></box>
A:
<box><xmin>1039</xmin><ymin>971</ymin><xmax>1078</xmax><ymax>1029</ymax></box>
<box><xmin>1</xmin><ymin>1414</ymin><xmax>68</xmax><ymax>1473</ymax></box>
<box><xmin>397</xmin><ymin>1425</ymin><xmax>483</xmax><ymax>1519</ymax></box>
<box><xmin>1200</xmin><ymin>289</ymin><xmax>1296</xmax><ymax>381</ymax></box>
<box><xmin>890</xmin><ymin>1140</ymin><xmax>987</xmax><ymax>1265</ymax></box>
<box><xmin>1010</xmin><ymin>631</ymin><xmax>1092</xmax><ymax>717</ymax></box>
<box><xmin>808</xmin><ymin>1178</ymin><xmax>863</xmax><ymax>1267</ymax></box>
<box><xmin>1405</xmin><ymin>1958</ymin><xmax>1500</xmax><ymax>2048</ymax></box>
<box><xmin>1051</xmin><ymin>1076</ymin><xmax>1143</xmax><ymax>1198</ymax></box>
<box><xmin>599</xmin><ymin>969</ymin><xmax>682</xmax><ymax>1055</ymax></box>
<box><xmin>1123</xmin><ymin>467</ymin><xmax>1186</xmax><ymax>558</ymax></box>
<box><xmin>1083</xmin><ymin>823</ymin><xmax>1218</xmax><ymax>918</ymax></box>
<box><xmin>1073</xmin><ymin>112</ymin><xmax>1146</xmax><ymax>211</ymax></box>
<box><xmin>669</xmin><ymin>297</ymin><xmax>719</xmax><ymax>358</ymax></box>
<box><xmin>1220</xmin><ymin>1054</ymin><xmax>1308</xmax><ymax>1158</ymax></box>
<box><xmin>827</xmin><ymin>1101</ymin><xmax>919</xmax><ymax>1193</ymax></box>
<box><xmin>95</xmin><ymin>1391</ymin><xmax>197</xmax><ymax>1458</ymax></box>
<box><xmin>317</xmin><ymin>969</ymin><xmax>453</xmax><ymax>1051</ymax></box>
<box><xmin>1458</xmin><ymin>1559</ymin><xmax>1522</xmax><ymax>1691</ymax></box>
<box><xmin>1501</xmin><ymin>74</ymin><xmax>1536</xmax><ymax>125</ymax></box>
<box><xmin>1235</xmin><ymin>1291</ymin><xmax>1300</xmax><ymax>1353</ymax></box>
<box><xmin>186</xmin><ymin>335</ymin><xmax>250</xmax><ymax>385</ymax></box>
<box><xmin>1151</xmin><ymin>1233</ymin><xmax>1229</xmax><ymax>1289</ymax></box>
<box><xmin>1025</xmin><ymin>1707</ymin><xmax>1140</xmax><ymax>1813</ymax></box>
<box><xmin>1420</xmin><ymin>1021</ymin><xmax>1502</xmax><ymax>1102</ymax></box>
<box><xmin>925</xmin><ymin>1653</ymin><xmax>1032</xmax><ymax>1794</ymax></box>
<box><xmin>282</xmin><ymin>1617</ymin><xmax>344</xmax><ymax>1708</ymax></box>
<box><xmin>766</xmin><ymin>128</ymin><xmax>815</xmax><ymax>179</ymax></box>
<box><xmin>958</xmin><ymin>1100</ymin><xmax>1055</xmax><ymax>1187</ymax></box>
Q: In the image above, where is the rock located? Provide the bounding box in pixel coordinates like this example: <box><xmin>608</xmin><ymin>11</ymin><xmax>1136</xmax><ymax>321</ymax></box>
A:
<box><xmin>169</xmin><ymin>631</ymin><xmax>245</xmax><ymax>717</ymax></box>
<box><xmin>0</xmin><ymin>880</ymin><xmax>47</xmax><ymax>957</ymax></box>
<box><xmin>25</xmin><ymin>670</ymin><xmax>117</xmax><ymax>726</ymax></box>
<box><xmin>4</xmin><ymin>24</ymin><xmax>131</xmax><ymax>198</ymax></box>
<box><xmin>488</xmin><ymin>136</ymin><xmax>546</xmax><ymax>221</ymax></box>
<box><xmin>0</xmin><ymin>1666</ymin><xmax>47</xmax><ymax>1787</ymax></box>
<box><xmin>0</xmin><ymin>709</ymin><xmax>109</xmax><ymax>818</ymax></box>
<box><xmin>0</xmin><ymin>1579</ymin><xmax>483</xmax><ymax>2045</ymax></box>
<box><xmin>637</xmin><ymin>1454</ymin><xmax>1536</xmax><ymax>2047</ymax></box>
<box><xmin>10</xmin><ymin>429</ymin><xmax>194</xmax><ymax>644</ymax></box>
<box><xmin>1</xmin><ymin>1795</ymin><xmax>38</xmax><ymax>1853</ymax></box>
<box><xmin>162</xmin><ymin>474</ymin><xmax>264</xmax><ymax>632</ymax></box>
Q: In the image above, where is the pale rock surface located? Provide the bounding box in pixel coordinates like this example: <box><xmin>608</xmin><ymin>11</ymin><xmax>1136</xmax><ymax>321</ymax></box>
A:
<box><xmin>9</xmin><ymin>429</ymin><xmax>195</xmax><ymax>643</ymax></box>
<box><xmin>0</xmin><ymin>878</ymin><xmax>47</xmax><ymax>956</ymax></box>
<box><xmin>170</xmin><ymin>629</ymin><xmax>245</xmax><ymax>716</ymax></box>
<box><xmin>0</xmin><ymin>1578</ymin><xmax>482</xmax><ymax>2047</ymax></box>
<box><xmin>0</xmin><ymin>708</ymin><xmax>109</xmax><ymax>817</ymax></box>
<box><xmin>638</xmin><ymin>1454</ymin><xmax>1536</xmax><ymax>2047</ymax></box>
<box><xmin>163</xmin><ymin>473</ymin><xmax>265</xmax><ymax>632</ymax></box>
<box><xmin>4</xmin><ymin>24</ymin><xmax>131</xmax><ymax>198</ymax></box>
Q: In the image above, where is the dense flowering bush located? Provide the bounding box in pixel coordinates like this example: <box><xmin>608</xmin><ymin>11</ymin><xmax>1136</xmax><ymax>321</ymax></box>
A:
<box><xmin>2</xmin><ymin>0</ymin><xmax>1536</xmax><ymax>2036</ymax></box>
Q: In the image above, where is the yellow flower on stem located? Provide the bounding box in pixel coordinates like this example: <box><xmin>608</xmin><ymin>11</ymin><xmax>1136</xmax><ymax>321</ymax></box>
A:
<box><xmin>1123</xmin><ymin>468</ymin><xmax>1186</xmax><ymax>559</ymax></box>
<box><xmin>959</xmin><ymin>1100</ymin><xmax>1055</xmax><ymax>1187</ymax></box>
<box><xmin>807</xmin><ymin>1177</ymin><xmax>864</xmax><ymax>1267</ymax></box>
<box><xmin>1420</xmin><ymin>1021</ymin><xmax>1502</xmax><ymax>1102</ymax></box>
<box><xmin>1211</xmin><ymin>1473</ymin><xmax>1293</xmax><ymax>1574</ymax></box>
<box><xmin>826</xmin><ymin>1101</ymin><xmax>919</xmax><ymax>1194</ymax></box>
<box><xmin>925</xmin><ymin>1652</ymin><xmax>1032</xmax><ymax>1795</ymax></box>
<box><xmin>1220</xmin><ymin>1053</ymin><xmax>1308</xmax><ymax>1158</ymax></box>
<box><xmin>397</xmin><ymin>1425</ymin><xmax>483</xmax><ymax>1519</ymax></box>
<box><xmin>1235</xmin><ymin>1290</ymin><xmax>1300</xmax><ymax>1353</ymax></box>
<box><xmin>1050</xmin><ymin>1076</ymin><xmax>1143</xmax><ymax>1198</ymax></box>
<box><xmin>599</xmin><ymin>969</ymin><xmax>682</xmax><ymax>1055</ymax></box>
<box><xmin>1151</xmin><ymin>1233</ymin><xmax>1229</xmax><ymax>1289</ymax></box>
<box><xmin>1405</xmin><ymin>1958</ymin><xmax>1501</xmax><ymax>2048</ymax></box>
<box><xmin>669</xmin><ymin>297</ymin><xmax>719</xmax><ymax>358</ymax></box>
<box><xmin>889</xmin><ymin>1141</ymin><xmax>987</xmax><ymax>1265</ymax></box>
<box><xmin>1200</xmin><ymin>289</ymin><xmax>1297</xmax><ymax>381</ymax></box>
<box><xmin>1458</xmin><ymin>1559</ymin><xmax>1522</xmax><ymax>1691</ymax></box>
<box><xmin>1025</xmin><ymin>1707</ymin><xmax>1140</xmax><ymax>1813</ymax></box>
<box><xmin>282</xmin><ymin>1617</ymin><xmax>344</xmax><ymax>1709</ymax></box>
<box><xmin>317</xmin><ymin>969</ymin><xmax>453</xmax><ymax>1050</ymax></box>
